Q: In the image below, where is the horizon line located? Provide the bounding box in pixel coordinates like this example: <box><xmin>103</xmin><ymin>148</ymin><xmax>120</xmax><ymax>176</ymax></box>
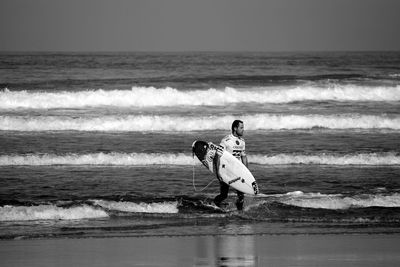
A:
<box><xmin>1</xmin><ymin>49</ymin><xmax>400</xmax><ymax>54</ymax></box>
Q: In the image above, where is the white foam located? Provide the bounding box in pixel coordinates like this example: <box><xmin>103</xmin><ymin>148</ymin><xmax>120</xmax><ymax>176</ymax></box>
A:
<box><xmin>0</xmin><ymin>204</ymin><xmax>109</xmax><ymax>221</ymax></box>
<box><xmin>0</xmin><ymin>153</ymin><xmax>195</xmax><ymax>166</ymax></box>
<box><xmin>92</xmin><ymin>200</ymin><xmax>178</xmax><ymax>213</ymax></box>
<box><xmin>249</xmin><ymin>152</ymin><xmax>400</xmax><ymax>165</ymax></box>
<box><xmin>1</xmin><ymin>114</ymin><xmax>400</xmax><ymax>131</ymax></box>
<box><xmin>280</xmin><ymin>192</ymin><xmax>400</xmax><ymax>210</ymax></box>
<box><xmin>1</xmin><ymin>85</ymin><xmax>400</xmax><ymax>109</ymax></box>
<box><xmin>1</xmin><ymin>152</ymin><xmax>399</xmax><ymax>166</ymax></box>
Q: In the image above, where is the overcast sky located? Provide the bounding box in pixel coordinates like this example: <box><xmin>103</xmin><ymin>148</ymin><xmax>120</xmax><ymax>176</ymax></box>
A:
<box><xmin>1</xmin><ymin>0</ymin><xmax>399</xmax><ymax>52</ymax></box>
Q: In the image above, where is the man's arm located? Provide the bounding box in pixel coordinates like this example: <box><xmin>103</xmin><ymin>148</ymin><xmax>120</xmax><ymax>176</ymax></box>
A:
<box><xmin>214</xmin><ymin>153</ymin><xmax>222</xmax><ymax>180</ymax></box>
<box><xmin>210</xmin><ymin>142</ymin><xmax>223</xmax><ymax>181</ymax></box>
<box><xmin>242</xmin><ymin>155</ymin><xmax>248</xmax><ymax>168</ymax></box>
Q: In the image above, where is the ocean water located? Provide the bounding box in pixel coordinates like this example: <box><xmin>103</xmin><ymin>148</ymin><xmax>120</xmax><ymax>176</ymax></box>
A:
<box><xmin>0</xmin><ymin>51</ymin><xmax>400</xmax><ymax>239</ymax></box>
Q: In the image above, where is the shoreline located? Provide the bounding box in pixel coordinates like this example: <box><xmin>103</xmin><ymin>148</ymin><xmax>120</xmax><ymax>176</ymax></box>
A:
<box><xmin>1</xmin><ymin>233</ymin><xmax>400</xmax><ymax>267</ymax></box>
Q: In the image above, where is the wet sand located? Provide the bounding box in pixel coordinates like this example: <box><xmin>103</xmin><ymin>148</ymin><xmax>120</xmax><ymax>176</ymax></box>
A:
<box><xmin>1</xmin><ymin>234</ymin><xmax>400</xmax><ymax>267</ymax></box>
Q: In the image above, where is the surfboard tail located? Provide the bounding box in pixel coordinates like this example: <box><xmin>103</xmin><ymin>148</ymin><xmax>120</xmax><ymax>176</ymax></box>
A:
<box><xmin>192</xmin><ymin>140</ymin><xmax>209</xmax><ymax>161</ymax></box>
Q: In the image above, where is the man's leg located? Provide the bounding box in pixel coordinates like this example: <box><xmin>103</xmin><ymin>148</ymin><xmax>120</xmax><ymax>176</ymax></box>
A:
<box><xmin>236</xmin><ymin>190</ymin><xmax>244</xmax><ymax>211</ymax></box>
<box><xmin>214</xmin><ymin>182</ymin><xmax>229</xmax><ymax>207</ymax></box>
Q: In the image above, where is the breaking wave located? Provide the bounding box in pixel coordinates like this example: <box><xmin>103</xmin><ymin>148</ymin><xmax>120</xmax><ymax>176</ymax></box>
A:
<box><xmin>0</xmin><ymin>201</ymin><xmax>179</xmax><ymax>222</ymax></box>
<box><xmin>1</xmin><ymin>85</ymin><xmax>400</xmax><ymax>109</ymax></box>
<box><xmin>1</xmin><ymin>152</ymin><xmax>399</xmax><ymax>166</ymax></box>
<box><xmin>279</xmin><ymin>191</ymin><xmax>400</xmax><ymax>210</ymax></box>
<box><xmin>1</xmin><ymin>114</ymin><xmax>400</xmax><ymax>131</ymax></box>
<box><xmin>0</xmin><ymin>204</ymin><xmax>108</xmax><ymax>221</ymax></box>
<box><xmin>91</xmin><ymin>200</ymin><xmax>178</xmax><ymax>214</ymax></box>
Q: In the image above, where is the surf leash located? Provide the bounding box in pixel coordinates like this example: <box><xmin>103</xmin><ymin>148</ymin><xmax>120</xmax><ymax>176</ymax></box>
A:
<box><xmin>192</xmin><ymin>157</ymin><xmax>215</xmax><ymax>192</ymax></box>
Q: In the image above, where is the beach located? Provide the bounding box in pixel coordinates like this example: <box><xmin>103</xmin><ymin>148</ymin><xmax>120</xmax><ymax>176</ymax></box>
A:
<box><xmin>1</xmin><ymin>234</ymin><xmax>400</xmax><ymax>267</ymax></box>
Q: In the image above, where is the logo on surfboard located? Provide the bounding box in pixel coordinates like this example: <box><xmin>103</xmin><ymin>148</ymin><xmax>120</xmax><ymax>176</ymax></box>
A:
<box><xmin>228</xmin><ymin>177</ymin><xmax>241</xmax><ymax>185</ymax></box>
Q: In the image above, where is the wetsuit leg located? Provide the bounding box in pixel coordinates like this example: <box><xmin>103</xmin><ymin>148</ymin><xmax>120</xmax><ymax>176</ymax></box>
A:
<box><xmin>214</xmin><ymin>181</ymin><xmax>229</xmax><ymax>207</ymax></box>
<box><xmin>236</xmin><ymin>190</ymin><xmax>245</xmax><ymax>211</ymax></box>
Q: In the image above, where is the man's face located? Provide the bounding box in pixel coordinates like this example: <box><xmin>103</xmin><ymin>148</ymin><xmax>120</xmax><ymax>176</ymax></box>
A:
<box><xmin>235</xmin><ymin>122</ymin><xmax>244</xmax><ymax>136</ymax></box>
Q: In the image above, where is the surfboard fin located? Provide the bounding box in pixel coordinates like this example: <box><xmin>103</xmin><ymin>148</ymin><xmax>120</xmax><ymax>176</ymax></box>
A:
<box><xmin>252</xmin><ymin>181</ymin><xmax>259</xmax><ymax>195</ymax></box>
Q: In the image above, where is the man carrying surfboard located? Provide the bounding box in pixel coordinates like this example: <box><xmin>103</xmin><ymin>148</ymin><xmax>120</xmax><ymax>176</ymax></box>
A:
<box><xmin>214</xmin><ymin>120</ymin><xmax>248</xmax><ymax>211</ymax></box>
<box><xmin>192</xmin><ymin>120</ymin><xmax>258</xmax><ymax>211</ymax></box>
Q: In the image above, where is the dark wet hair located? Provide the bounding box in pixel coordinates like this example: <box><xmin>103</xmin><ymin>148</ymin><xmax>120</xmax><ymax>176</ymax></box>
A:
<box><xmin>231</xmin><ymin>120</ymin><xmax>243</xmax><ymax>133</ymax></box>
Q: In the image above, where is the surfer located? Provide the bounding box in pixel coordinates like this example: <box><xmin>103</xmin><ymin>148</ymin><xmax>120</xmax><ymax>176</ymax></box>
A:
<box><xmin>214</xmin><ymin>120</ymin><xmax>248</xmax><ymax>211</ymax></box>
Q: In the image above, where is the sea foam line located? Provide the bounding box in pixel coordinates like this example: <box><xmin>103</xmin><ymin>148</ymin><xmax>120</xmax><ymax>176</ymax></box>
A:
<box><xmin>1</xmin><ymin>114</ymin><xmax>400</xmax><ymax>131</ymax></box>
<box><xmin>1</xmin><ymin>85</ymin><xmax>400</xmax><ymax>109</ymax></box>
<box><xmin>0</xmin><ymin>152</ymin><xmax>399</xmax><ymax>166</ymax></box>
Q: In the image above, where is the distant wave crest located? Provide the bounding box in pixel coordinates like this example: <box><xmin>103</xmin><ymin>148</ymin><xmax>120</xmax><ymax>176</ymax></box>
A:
<box><xmin>1</xmin><ymin>85</ymin><xmax>400</xmax><ymax>109</ymax></box>
<box><xmin>1</xmin><ymin>114</ymin><xmax>399</xmax><ymax>131</ymax></box>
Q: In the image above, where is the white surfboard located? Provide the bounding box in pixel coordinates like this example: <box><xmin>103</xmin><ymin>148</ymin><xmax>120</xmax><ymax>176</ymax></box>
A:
<box><xmin>192</xmin><ymin>140</ymin><xmax>259</xmax><ymax>195</ymax></box>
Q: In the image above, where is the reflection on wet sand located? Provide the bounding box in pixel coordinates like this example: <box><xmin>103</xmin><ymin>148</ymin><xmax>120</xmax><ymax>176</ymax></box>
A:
<box><xmin>194</xmin><ymin>225</ymin><xmax>257</xmax><ymax>267</ymax></box>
